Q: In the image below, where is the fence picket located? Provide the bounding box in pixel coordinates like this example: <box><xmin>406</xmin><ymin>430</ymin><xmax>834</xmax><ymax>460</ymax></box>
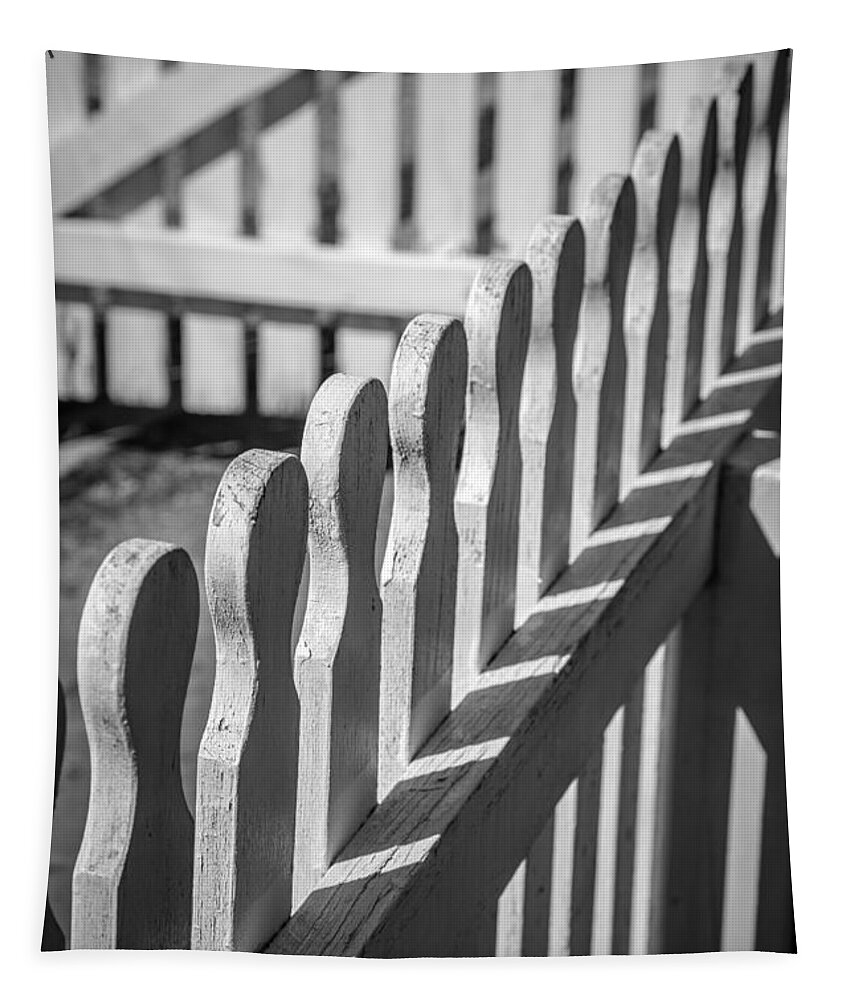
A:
<box><xmin>621</xmin><ymin>130</ymin><xmax>681</xmax><ymax>498</ymax></box>
<box><xmin>452</xmin><ymin>260</ymin><xmax>532</xmax><ymax>706</ymax></box>
<box><xmin>770</xmin><ymin>107</ymin><xmax>789</xmax><ymax>316</ymax></box>
<box><xmin>702</xmin><ymin>62</ymin><xmax>754</xmax><ymax>396</ymax></box>
<box><xmin>71</xmin><ymin>539</ymin><xmax>198</xmax><ymax>949</ymax></box>
<box><xmin>569</xmin><ymin>740</ymin><xmax>604</xmax><ymax>955</ymax></box>
<box><xmin>736</xmin><ymin>131</ymin><xmax>772</xmax><ymax>353</ymax></box>
<box><xmin>516</xmin><ymin>216</ymin><xmax>584</xmax><ymax>626</ymax></box>
<box><xmin>379</xmin><ymin>316</ymin><xmax>468</xmax><ymax>799</ymax></box>
<box><xmin>193</xmin><ymin>451</ymin><xmax>308</xmax><ymax>951</ymax></box>
<box><xmin>570</xmin><ymin>175</ymin><xmax>636</xmax><ymax>560</ymax></box>
<box><xmin>293</xmin><ymin>375</ymin><xmax>388</xmax><ymax>907</ymax></box>
<box><xmin>662</xmin><ymin>96</ymin><xmax>717</xmax><ymax>445</ymax></box>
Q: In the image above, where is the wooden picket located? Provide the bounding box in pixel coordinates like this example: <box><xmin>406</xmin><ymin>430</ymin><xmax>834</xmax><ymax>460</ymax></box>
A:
<box><xmin>55</xmin><ymin>49</ymin><xmax>791</xmax><ymax>957</ymax></box>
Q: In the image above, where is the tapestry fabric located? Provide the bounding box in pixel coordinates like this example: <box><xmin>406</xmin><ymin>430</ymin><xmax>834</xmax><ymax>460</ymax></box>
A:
<box><xmin>45</xmin><ymin>50</ymin><xmax>792</xmax><ymax>956</ymax></box>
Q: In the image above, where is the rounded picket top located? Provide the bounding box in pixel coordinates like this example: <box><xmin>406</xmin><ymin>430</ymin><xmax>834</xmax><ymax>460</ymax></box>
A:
<box><xmin>632</xmin><ymin>130</ymin><xmax>681</xmax><ymax>263</ymax></box>
<box><xmin>294</xmin><ymin>373</ymin><xmax>389</xmax><ymax>907</ymax></box>
<box><xmin>516</xmin><ymin>215</ymin><xmax>585</xmax><ymax>624</ymax></box>
<box><xmin>571</xmin><ymin>175</ymin><xmax>636</xmax><ymax>559</ymax></box>
<box><xmin>454</xmin><ymin>258</ymin><xmax>532</xmax><ymax>704</ymax></box>
<box><xmin>384</xmin><ymin>314</ymin><xmax>468</xmax><ymax>489</ymax></box>
<box><xmin>581</xmin><ymin>174</ymin><xmax>636</xmax><ymax>289</ymax></box>
<box><xmin>380</xmin><ymin>314</ymin><xmax>468</xmax><ymax>797</ymax></box>
<box><xmin>72</xmin><ymin>538</ymin><xmax>198</xmax><ymax>950</ymax></box>
<box><xmin>195</xmin><ymin>449</ymin><xmax>309</xmax><ymax>952</ymax></box>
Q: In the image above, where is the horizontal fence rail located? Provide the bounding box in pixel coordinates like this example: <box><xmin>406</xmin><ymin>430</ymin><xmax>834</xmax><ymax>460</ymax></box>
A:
<box><xmin>50</xmin><ymin>49</ymin><xmax>791</xmax><ymax>956</ymax></box>
<box><xmin>52</xmin><ymin>51</ymin><xmax>790</xmax><ymax>446</ymax></box>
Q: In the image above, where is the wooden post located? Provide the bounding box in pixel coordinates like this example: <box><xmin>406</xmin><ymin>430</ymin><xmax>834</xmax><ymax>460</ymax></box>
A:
<box><xmin>193</xmin><ymin>451</ymin><xmax>308</xmax><ymax>952</ymax></box>
<box><xmin>474</xmin><ymin>73</ymin><xmax>499</xmax><ymax>255</ymax></box>
<box><xmin>71</xmin><ymin>540</ymin><xmax>198</xmax><ymax>949</ymax></box>
<box><xmin>379</xmin><ymin>316</ymin><xmax>467</xmax><ymax>799</ymax></box>
<box><xmin>571</xmin><ymin>174</ymin><xmax>636</xmax><ymax>560</ymax></box>
<box><xmin>316</xmin><ymin>71</ymin><xmax>342</xmax><ymax>382</ymax></box>
<box><xmin>621</xmin><ymin>130</ymin><xmax>681</xmax><ymax>498</ymax></box>
<box><xmin>650</xmin><ymin>432</ymin><xmax>793</xmax><ymax>953</ymax></box>
<box><xmin>394</xmin><ymin>73</ymin><xmax>419</xmax><ymax>251</ymax></box>
<box><xmin>453</xmin><ymin>260</ymin><xmax>532</xmax><ymax>706</ymax></box>
<box><xmin>555</xmin><ymin>69</ymin><xmax>577</xmax><ymax>215</ymax></box>
<box><xmin>662</xmin><ymin>97</ymin><xmax>717</xmax><ymax>445</ymax></box>
<box><xmin>637</xmin><ymin>63</ymin><xmax>659</xmax><ymax>143</ymax></box>
<box><xmin>294</xmin><ymin>375</ymin><xmax>388</xmax><ymax>907</ymax></box>
<box><xmin>515</xmin><ymin>216</ymin><xmax>584</xmax><ymax>626</ymax></box>
<box><xmin>161</xmin><ymin>66</ymin><xmax>185</xmax><ymax>413</ymax></box>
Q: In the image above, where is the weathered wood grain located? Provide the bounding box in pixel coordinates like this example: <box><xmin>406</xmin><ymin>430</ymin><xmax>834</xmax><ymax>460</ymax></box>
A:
<box><xmin>571</xmin><ymin>175</ymin><xmax>636</xmax><ymax>560</ymax></box>
<box><xmin>663</xmin><ymin>97</ymin><xmax>717</xmax><ymax>445</ymax></box>
<box><xmin>652</xmin><ymin>432</ymin><xmax>792</xmax><ymax>953</ymax></box>
<box><xmin>379</xmin><ymin>316</ymin><xmax>468</xmax><ymax>800</ymax></box>
<box><xmin>267</xmin><ymin>335</ymin><xmax>781</xmax><ymax>957</ymax></box>
<box><xmin>53</xmin><ymin>220</ymin><xmax>482</xmax><ymax>326</ymax></box>
<box><xmin>294</xmin><ymin>375</ymin><xmax>389</xmax><ymax>908</ymax></box>
<box><xmin>515</xmin><ymin>216</ymin><xmax>584</xmax><ymax>627</ymax></box>
<box><xmin>621</xmin><ymin>131</ymin><xmax>681</xmax><ymax>497</ymax></box>
<box><xmin>71</xmin><ymin>540</ymin><xmax>198</xmax><ymax>949</ymax></box>
<box><xmin>193</xmin><ymin>450</ymin><xmax>308</xmax><ymax>952</ymax></box>
<box><xmin>453</xmin><ymin>260</ymin><xmax>532</xmax><ymax>706</ymax></box>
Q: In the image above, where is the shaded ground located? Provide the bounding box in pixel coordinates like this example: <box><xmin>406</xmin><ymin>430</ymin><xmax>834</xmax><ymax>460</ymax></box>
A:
<box><xmin>51</xmin><ymin>439</ymin><xmax>394</xmax><ymax>938</ymax></box>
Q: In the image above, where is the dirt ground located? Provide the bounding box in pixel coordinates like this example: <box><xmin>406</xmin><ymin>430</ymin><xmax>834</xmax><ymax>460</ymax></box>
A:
<box><xmin>51</xmin><ymin>440</ymin><xmax>394</xmax><ymax>938</ymax></box>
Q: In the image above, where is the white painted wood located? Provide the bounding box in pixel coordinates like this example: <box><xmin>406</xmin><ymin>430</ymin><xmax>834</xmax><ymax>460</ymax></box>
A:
<box><xmin>257</xmin><ymin>322</ymin><xmax>320</xmax><ymax>417</ymax></box>
<box><xmin>453</xmin><ymin>260</ymin><xmax>532</xmax><ymax>706</ymax></box>
<box><xmin>516</xmin><ymin>216</ymin><xmax>584</xmax><ymax>626</ymax></box>
<box><xmin>56</xmin><ymin>301</ymin><xmax>96</xmax><ymax>401</ymax></box>
<box><xmin>181</xmin><ymin>313</ymin><xmax>244</xmax><ymax>414</ymax></box>
<box><xmin>418</xmin><ymin>73</ymin><xmax>477</xmax><ymax>253</ymax></box>
<box><xmin>770</xmin><ymin>108</ymin><xmax>789</xmax><ymax>315</ymax></box>
<box><xmin>495</xmin><ymin>72</ymin><xmax>560</xmax><ymax>255</ymax></box>
<box><xmin>104</xmin><ymin>56</ymin><xmax>161</xmax><ymax>106</ymax></box>
<box><xmin>737</xmin><ymin>131</ymin><xmax>772</xmax><ymax>352</ymax></box>
<box><xmin>621</xmin><ymin>131</ymin><xmax>680</xmax><ymax>498</ymax></box>
<box><xmin>548</xmin><ymin>781</ymin><xmax>578</xmax><ymax>955</ymax></box>
<box><xmin>379</xmin><ymin>316</ymin><xmax>467</xmax><ymax>799</ymax></box>
<box><xmin>106</xmin><ymin>306</ymin><xmax>169</xmax><ymax>407</ymax></box>
<box><xmin>721</xmin><ymin>708</ymin><xmax>767</xmax><ymax>951</ymax></box>
<box><xmin>294</xmin><ymin>375</ymin><xmax>388</xmax><ymax>908</ymax></box>
<box><xmin>572</xmin><ymin>65</ymin><xmax>642</xmax><ymax>220</ymax></box>
<box><xmin>571</xmin><ymin>175</ymin><xmax>635</xmax><ymax>560</ymax></box>
<box><xmin>45</xmin><ymin>51</ymin><xmax>87</xmax><ymax>143</ymax></box>
<box><xmin>662</xmin><ymin>96</ymin><xmax>717</xmax><ymax>446</ymax></box>
<box><xmin>49</xmin><ymin>63</ymin><xmax>296</xmax><ymax>215</ymax></box>
<box><xmin>194</xmin><ymin>451</ymin><xmax>308</xmax><ymax>952</ymax></box>
<box><xmin>71</xmin><ymin>540</ymin><xmax>198</xmax><ymax>949</ymax></box>
<box><xmin>702</xmin><ymin>63</ymin><xmax>753</xmax><ymax>396</ymax></box>
<box><xmin>53</xmin><ymin>220</ymin><xmax>482</xmax><ymax>320</ymax></box>
<box><xmin>656</xmin><ymin>55</ymin><xmax>729</xmax><ymax>135</ymax></box>
<box><xmin>340</xmin><ymin>73</ymin><xmax>397</xmax><ymax>250</ymax></box>
<box><xmin>269</xmin><ymin>335</ymin><xmax>781</xmax><ymax>958</ymax></box>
